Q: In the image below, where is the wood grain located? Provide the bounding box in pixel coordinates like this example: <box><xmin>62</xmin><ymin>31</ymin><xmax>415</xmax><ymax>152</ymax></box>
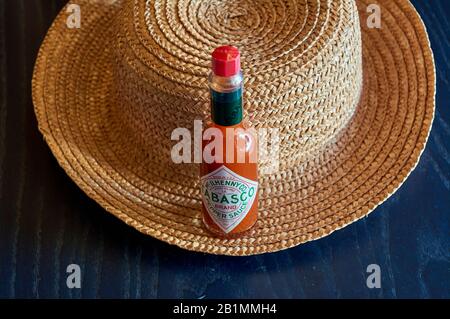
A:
<box><xmin>0</xmin><ymin>0</ymin><xmax>449</xmax><ymax>299</ymax></box>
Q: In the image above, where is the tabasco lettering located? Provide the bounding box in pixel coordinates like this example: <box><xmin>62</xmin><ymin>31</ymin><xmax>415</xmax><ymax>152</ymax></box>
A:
<box><xmin>201</xmin><ymin>46</ymin><xmax>258</xmax><ymax>236</ymax></box>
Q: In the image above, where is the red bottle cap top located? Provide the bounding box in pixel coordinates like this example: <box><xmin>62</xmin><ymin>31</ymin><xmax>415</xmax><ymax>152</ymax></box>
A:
<box><xmin>212</xmin><ymin>46</ymin><xmax>241</xmax><ymax>77</ymax></box>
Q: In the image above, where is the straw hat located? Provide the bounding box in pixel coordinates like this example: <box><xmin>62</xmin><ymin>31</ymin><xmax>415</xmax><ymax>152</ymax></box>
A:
<box><xmin>33</xmin><ymin>0</ymin><xmax>435</xmax><ymax>255</ymax></box>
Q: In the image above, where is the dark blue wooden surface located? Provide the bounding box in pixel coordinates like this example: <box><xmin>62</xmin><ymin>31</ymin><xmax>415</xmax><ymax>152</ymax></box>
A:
<box><xmin>0</xmin><ymin>0</ymin><xmax>449</xmax><ymax>299</ymax></box>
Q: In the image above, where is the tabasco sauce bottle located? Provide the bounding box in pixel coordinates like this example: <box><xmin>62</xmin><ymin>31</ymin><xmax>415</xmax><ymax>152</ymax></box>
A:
<box><xmin>201</xmin><ymin>46</ymin><xmax>258</xmax><ymax>237</ymax></box>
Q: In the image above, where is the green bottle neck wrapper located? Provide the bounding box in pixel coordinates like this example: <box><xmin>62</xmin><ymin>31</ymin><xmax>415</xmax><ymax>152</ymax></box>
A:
<box><xmin>210</xmin><ymin>87</ymin><xmax>243</xmax><ymax>126</ymax></box>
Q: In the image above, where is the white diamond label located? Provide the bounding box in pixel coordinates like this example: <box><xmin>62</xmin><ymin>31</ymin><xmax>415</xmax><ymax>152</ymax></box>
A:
<box><xmin>201</xmin><ymin>166</ymin><xmax>258</xmax><ymax>233</ymax></box>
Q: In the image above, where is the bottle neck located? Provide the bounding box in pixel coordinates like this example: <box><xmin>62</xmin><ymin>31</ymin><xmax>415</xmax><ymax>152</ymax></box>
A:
<box><xmin>209</xmin><ymin>72</ymin><xmax>243</xmax><ymax>127</ymax></box>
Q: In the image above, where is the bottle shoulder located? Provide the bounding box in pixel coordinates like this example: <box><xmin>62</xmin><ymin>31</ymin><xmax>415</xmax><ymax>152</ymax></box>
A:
<box><xmin>206</xmin><ymin>121</ymin><xmax>254</xmax><ymax>132</ymax></box>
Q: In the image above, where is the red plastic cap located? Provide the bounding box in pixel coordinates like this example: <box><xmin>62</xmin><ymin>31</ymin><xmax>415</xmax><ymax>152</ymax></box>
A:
<box><xmin>212</xmin><ymin>46</ymin><xmax>241</xmax><ymax>77</ymax></box>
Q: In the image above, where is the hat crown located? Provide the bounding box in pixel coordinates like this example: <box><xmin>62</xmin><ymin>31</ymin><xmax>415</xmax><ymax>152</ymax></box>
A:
<box><xmin>113</xmin><ymin>0</ymin><xmax>362</xmax><ymax>173</ymax></box>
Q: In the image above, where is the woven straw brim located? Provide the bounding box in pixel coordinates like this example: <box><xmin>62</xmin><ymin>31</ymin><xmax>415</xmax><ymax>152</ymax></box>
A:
<box><xmin>32</xmin><ymin>0</ymin><xmax>435</xmax><ymax>256</ymax></box>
